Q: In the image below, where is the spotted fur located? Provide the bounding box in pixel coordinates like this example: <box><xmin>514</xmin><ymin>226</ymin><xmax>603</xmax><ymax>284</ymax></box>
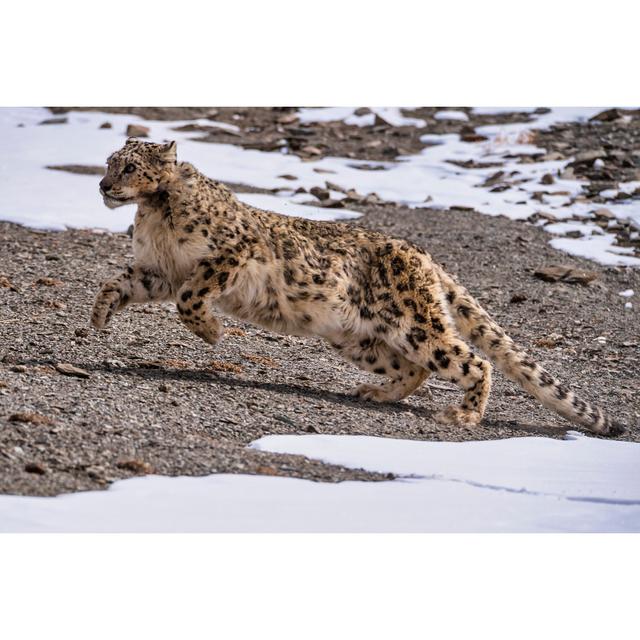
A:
<box><xmin>91</xmin><ymin>139</ymin><xmax>626</xmax><ymax>436</ymax></box>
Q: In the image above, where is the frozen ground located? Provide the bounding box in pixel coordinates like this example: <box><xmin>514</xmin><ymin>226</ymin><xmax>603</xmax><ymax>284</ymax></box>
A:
<box><xmin>1</xmin><ymin>432</ymin><xmax>638</xmax><ymax>532</ymax></box>
<box><xmin>0</xmin><ymin>106</ymin><xmax>638</xmax><ymax>264</ymax></box>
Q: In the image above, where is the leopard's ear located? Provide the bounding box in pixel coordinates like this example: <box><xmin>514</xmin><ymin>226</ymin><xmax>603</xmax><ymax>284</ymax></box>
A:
<box><xmin>125</xmin><ymin>137</ymin><xmax>137</xmax><ymax>146</ymax></box>
<box><xmin>159</xmin><ymin>140</ymin><xmax>177</xmax><ymax>163</ymax></box>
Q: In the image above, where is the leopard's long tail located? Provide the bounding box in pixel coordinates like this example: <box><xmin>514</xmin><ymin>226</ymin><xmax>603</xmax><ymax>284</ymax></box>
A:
<box><xmin>435</xmin><ymin>265</ymin><xmax>627</xmax><ymax>436</ymax></box>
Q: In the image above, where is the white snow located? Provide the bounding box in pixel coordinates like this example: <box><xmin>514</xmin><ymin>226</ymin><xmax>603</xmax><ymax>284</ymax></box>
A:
<box><xmin>624</xmin><ymin>301</ymin><xmax>633</xmax><ymax>310</ymax></box>
<box><xmin>550</xmin><ymin>233</ymin><xmax>640</xmax><ymax>267</ymax></box>
<box><xmin>434</xmin><ymin>110</ymin><xmax>469</xmax><ymax>121</ymax></box>
<box><xmin>618</xmin><ymin>289</ymin><xmax>634</xmax><ymax>297</ymax></box>
<box><xmin>1</xmin><ymin>432</ymin><xmax>638</xmax><ymax>532</ymax></box>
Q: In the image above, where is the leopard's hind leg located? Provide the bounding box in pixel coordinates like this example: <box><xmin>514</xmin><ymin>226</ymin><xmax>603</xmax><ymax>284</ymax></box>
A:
<box><xmin>330</xmin><ymin>336</ymin><xmax>430</xmax><ymax>402</ymax></box>
<box><xmin>391</xmin><ymin>312</ymin><xmax>492</xmax><ymax>426</ymax></box>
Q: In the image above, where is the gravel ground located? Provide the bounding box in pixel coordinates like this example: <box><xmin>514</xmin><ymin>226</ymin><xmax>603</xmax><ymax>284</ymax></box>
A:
<box><xmin>1</xmin><ymin>201</ymin><xmax>638</xmax><ymax>496</ymax></box>
<box><xmin>1</xmin><ymin>107</ymin><xmax>639</xmax><ymax>497</ymax></box>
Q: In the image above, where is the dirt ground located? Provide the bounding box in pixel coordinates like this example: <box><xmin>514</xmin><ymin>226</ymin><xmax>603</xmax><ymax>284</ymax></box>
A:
<box><xmin>1</xmin><ymin>108</ymin><xmax>638</xmax><ymax>496</ymax></box>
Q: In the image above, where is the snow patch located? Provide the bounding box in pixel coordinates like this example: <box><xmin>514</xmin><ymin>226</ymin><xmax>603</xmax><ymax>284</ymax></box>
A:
<box><xmin>2</xmin><ymin>432</ymin><xmax>639</xmax><ymax>532</ymax></box>
<box><xmin>550</xmin><ymin>234</ymin><xmax>640</xmax><ymax>267</ymax></box>
<box><xmin>434</xmin><ymin>110</ymin><xmax>469</xmax><ymax>121</ymax></box>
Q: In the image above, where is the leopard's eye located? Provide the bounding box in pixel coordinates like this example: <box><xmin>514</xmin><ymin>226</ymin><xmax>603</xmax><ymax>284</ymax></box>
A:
<box><xmin>124</xmin><ymin>163</ymin><xmax>136</xmax><ymax>174</ymax></box>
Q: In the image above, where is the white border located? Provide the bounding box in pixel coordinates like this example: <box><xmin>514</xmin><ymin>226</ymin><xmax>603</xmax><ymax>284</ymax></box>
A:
<box><xmin>1</xmin><ymin>535</ymin><xmax>638</xmax><ymax>639</ymax></box>
<box><xmin>2</xmin><ymin>1</ymin><xmax>639</xmax><ymax>105</ymax></box>
<box><xmin>2</xmin><ymin>1</ymin><xmax>639</xmax><ymax>635</ymax></box>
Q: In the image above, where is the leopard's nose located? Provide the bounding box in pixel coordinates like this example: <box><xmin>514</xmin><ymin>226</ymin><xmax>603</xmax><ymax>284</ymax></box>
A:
<box><xmin>99</xmin><ymin>178</ymin><xmax>112</xmax><ymax>192</ymax></box>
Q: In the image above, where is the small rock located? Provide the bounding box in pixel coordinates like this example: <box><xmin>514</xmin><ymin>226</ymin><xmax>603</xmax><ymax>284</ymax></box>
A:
<box><xmin>540</xmin><ymin>173</ymin><xmax>555</xmax><ymax>185</ymax></box>
<box><xmin>277</xmin><ymin>113</ymin><xmax>298</xmax><ymax>125</ymax></box>
<box><xmin>55</xmin><ymin>363</ymin><xmax>91</xmax><ymax>379</ymax></box>
<box><xmin>35</xmin><ymin>277</ymin><xmax>63</xmax><ymax>287</ymax></box>
<box><xmin>574</xmin><ymin>149</ymin><xmax>606</xmax><ymax>163</ymax></box>
<box><xmin>277</xmin><ymin>174</ymin><xmax>298</xmax><ymax>181</ymax></box>
<box><xmin>0</xmin><ymin>276</ymin><xmax>19</xmax><ymax>292</ymax></box>
<box><xmin>509</xmin><ymin>293</ymin><xmax>527</xmax><ymax>304</ymax></box>
<box><xmin>39</xmin><ymin>117</ymin><xmax>67</xmax><ymax>125</ymax></box>
<box><xmin>158</xmin><ymin>383</ymin><xmax>169</xmax><ymax>392</ymax></box>
<box><xmin>24</xmin><ymin>462</ymin><xmax>47</xmax><ymax>475</ymax></box>
<box><xmin>324</xmin><ymin>181</ymin><xmax>345</xmax><ymax>193</ymax></box>
<box><xmin>309</xmin><ymin>186</ymin><xmax>330</xmax><ymax>201</ymax></box>
<box><xmin>74</xmin><ymin>327</ymin><xmax>89</xmax><ymax>338</ymax></box>
<box><xmin>594</xmin><ymin>208</ymin><xmax>615</xmax><ymax>220</ymax></box>
<box><xmin>10</xmin><ymin>365</ymin><xmax>27</xmax><ymax>373</ymax></box>
<box><xmin>301</xmin><ymin>145</ymin><xmax>322</xmax><ymax>156</ymax></box>
<box><xmin>274</xmin><ymin>414</ymin><xmax>296</xmax><ymax>426</ymax></box>
<box><xmin>535</xmin><ymin>333</ymin><xmax>563</xmax><ymax>348</ymax></box>
<box><xmin>99</xmin><ymin>122</ymin><xmax>112</xmax><ymax>129</ymax></box>
<box><xmin>126</xmin><ymin>124</ymin><xmax>150</xmax><ymax>138</ymax></box>
<box><xmin>116</xmin><ymin>459</ymin><xmax>154</xmax><ymax>474</ymax></box>
<box><xmin>9</xmin><ymin>412</ymin><xmax>54</xmax><ymax>426</ymax></box>
<box><xmin>533</xmin><ymin>265</ymin><xmax>597</xmax><ymax>286</ymax></box>
<box><xmin>589</xmin><ymin>108</ymin><xmax>623</xmax><ymax>122</ymax></box>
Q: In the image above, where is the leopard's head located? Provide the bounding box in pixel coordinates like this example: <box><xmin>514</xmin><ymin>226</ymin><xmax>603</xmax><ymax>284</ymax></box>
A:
<box><xmin>99</xmin><ymin>138</ymin><xmax>177</xmax><ymax>208</ymax></box>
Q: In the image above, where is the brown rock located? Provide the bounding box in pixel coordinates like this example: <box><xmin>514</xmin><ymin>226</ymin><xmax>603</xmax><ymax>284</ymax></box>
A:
<box><xmin>574</xmin><ymin>149</ymin><xmax>606</xmax><ymax>163</ymax></box>
<box><xmin>0</xmin><ymin>275</ymin><xmax>19</xmax><ymax>292</ymax></box>
<box><xmin>594</xmin><ymin>208</ymin><xmax>615</xmax><ymax>220</ymax></box>
<box><xmin>540</xmin><ymin>173</ymin><xmax>555</xmax><ymax>185</ymax></box>
<box><xmin>55</xmin><ymin>363</ymin><xmax>90</xmax><ymax>379</ymax></box>
<box><xmin>116</xmin><ymin>459</ymin><xmax>154</xmax><ymax>475</ymax></box>
<box><xmin>589</xmin><ymin>108</ymin><xmax>623</xmax><ymax>122</ymax></box>
<box><xmin>9</xmin><ymin>412</ymin><xmax>54</xmax><ymax>426</ymax></box>
<box><xmin>309</xmin><ymin>186</ymin><xmax>330</xmax><ymax>201</ymax></box>
<box><xmin>277</xmin><ymin>113</ymin><xmax>299</xmax><ymax>125</ymax></box>
<box><xmin>35</xmin><ymin>277</ymin><xmax>63</xmax><ymax>287</ymax></box>
<box><xmin>25</xmin><ymin>462</ymin><xmax>47</xmax><ymax>475</ymax></box>
<box><xmin>533</xmin><ymin>265</ymin><xmax>597</xmax><ymax>286</ymax></box>
<box><xmin>126</xmin><ymin>124</ymin><xmax>150</xmax><ymax>138</ymax></box>
<box><xmin>9</xmin><ymin>365</ymin><xmax>28</xmax><ymax>373</ymax></box>
<box><xmin>99</xmin><ymin>122</ymin><xmax>112</xmax><ymax>129</ymax></box>
<box><xmin>460</xmin><ymin>133</ymin><xmax>488</xmax><ymax>143</ymax></box>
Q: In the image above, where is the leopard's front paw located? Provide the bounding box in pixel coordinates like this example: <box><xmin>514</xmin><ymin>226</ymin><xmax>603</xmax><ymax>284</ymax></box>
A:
<box><xmin>434</xmin><ymin>405</ymin><xmax>482</xmax><ymax>427</ymax></box>
<box><xmin>350</xmin><ymin>383</ymin><xmax>394</xmax><ymax>403</ymax></box>
<box><xmin>91</xmin><ymin>288</ymin><xmax>122</xmax><ymax>329</ymax></box>
<box><xmin>193</xmin><ymin>325</ymin><xmax>223</xmax><ymax>345</ymax></box>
